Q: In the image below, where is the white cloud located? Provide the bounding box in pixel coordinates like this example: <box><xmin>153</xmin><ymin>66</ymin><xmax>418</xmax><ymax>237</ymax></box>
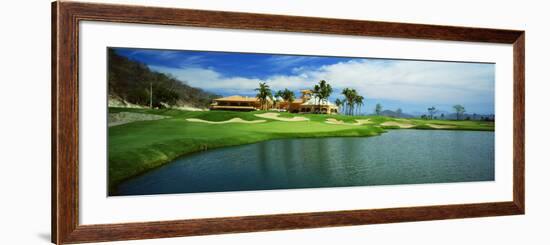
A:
<box><xmin>150</xmin><ymin>66</ymin><xmax>260</xmax><ymax>94</ymax></box>
<box><xmin>150</xmin><ymin>59</ymin><xmax>494</xmax><ymax>106</ymax></box>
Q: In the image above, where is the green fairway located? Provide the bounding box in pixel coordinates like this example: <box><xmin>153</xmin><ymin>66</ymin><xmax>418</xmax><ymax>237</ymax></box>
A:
<box><xmin>108</xmin><ymin>107</ymin><xmax>494</xmax><ymax>193</ymax></box>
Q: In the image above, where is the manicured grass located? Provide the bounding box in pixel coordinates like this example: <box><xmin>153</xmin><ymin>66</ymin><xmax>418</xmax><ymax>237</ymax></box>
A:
<box><xmin>108</xmin><ymin>108</ymin><xmax>494</xmax><ymax>194</ymax></box>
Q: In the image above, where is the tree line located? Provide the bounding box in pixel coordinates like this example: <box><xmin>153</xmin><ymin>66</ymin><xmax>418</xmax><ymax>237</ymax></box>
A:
<box><xmin>420</xmin><ymin>105</ymin><xmax>465</xmax><ymax>120</ymax></box>
<box><xmin>255</xmin><ymin>79</ymin><xmax>487</xmax><ymax>121</ymax></box>
<box><xmin>255</xmin><ymin>80</ymin><xmax>368</xmax><ymax>115</ymax></box>
<box><xmin>418</xmin><ymin>104</ymin><xmax>492</xmax><ymax>121</ymax></box>
<box><xmin>256</xmin><ymin>80</ymin><xmax>335</xmax><ymax>112</ymax></box>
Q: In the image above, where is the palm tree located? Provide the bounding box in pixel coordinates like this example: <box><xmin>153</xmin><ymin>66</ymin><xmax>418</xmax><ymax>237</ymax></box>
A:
<box><xmin>312</xmin><ymin>84</ymin><xmax>321</xmax><ymax>113</ymax></box>
<box><xmin>342</xmin><ymin>88</ymin><xmax>351</xmax><ymax>115</ymax></box>
<box><xmin>280</xmin><ymin>88</ymin><xmax>295</xmax><ymax>111</ymax></box>
<box><xmin>427</xmin><ymin>106</ymin><xmax>437</xmax><ymax>119</ymax></box>
<box><xmin>375</xmin><ymin>103</ymin><xmax>382</xmax><ymax>115</ymax></box>
<box><xmin>341</xmin><ymin>88</ymin><xmax>350</xmax><ymax>115</ymax></box>
<box><xmin>320</xmin><ymin>80</ymin><xmax>333</xmax><ymax>113</ymax></box>
<box><xmin>355</xmin><ymin>95</ymin><xmax>364</xmax><ymax>116</ymax></box>
<box><xmin>334</xmin><ymin>98</ymin><xmax>343</xmax><ymax>114</ymax></box>
<box><xmin>315</xmin><ymin>80</ymin><xmax>333</xmax><ymax>114</ymax></box>
<box><xmin>275</xmin><ymin>90</ymin><xmax>284</xmax><ymax>99</ymax></box>
<box><xmin>350</xmin><ymin>90</ymin><xmax>358</xmax><ymax>115</ymax></box>
<box><xmin>255</xmin><ymin>82</ymin><xmax>272</xmax><ymax>110</ymax></box>
<box><xmin>342</xmin><ymin>88</ymin><xmax>357</xmax><ymax>115</ymax></box>
<box><xmin>453</xmin><ymin>104</ymin><xmax>465</xmax><ymax>120</ymax></box>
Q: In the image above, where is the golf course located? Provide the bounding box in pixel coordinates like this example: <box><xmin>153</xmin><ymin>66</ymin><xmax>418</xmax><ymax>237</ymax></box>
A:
<box><xmin>105</xmin><ymin>47</ymin><xmax>497</xmax><ymax>196</ymax></box>
<box><xmin>108</xmin><ymin>107</ymin><xmax>495</xmax><ymax>194</ymax></box>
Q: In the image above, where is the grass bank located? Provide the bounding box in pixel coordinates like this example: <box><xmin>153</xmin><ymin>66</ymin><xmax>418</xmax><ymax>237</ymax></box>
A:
<box><xmin>108</xmin><ymin>107</ymin><xmax>494</xmax><ymax>194</ymax></box>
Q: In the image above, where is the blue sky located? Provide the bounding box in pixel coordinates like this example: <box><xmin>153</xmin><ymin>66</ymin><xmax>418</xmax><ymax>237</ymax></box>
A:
<box><xmin>114</xmin><ymin>48</ymin><xmax>356</xmax><ymax>79</ymax></box>
<box><xmin>112</xmin><ymin>47</ymin><xmax>495</xmax><ymax>115</ymax></box>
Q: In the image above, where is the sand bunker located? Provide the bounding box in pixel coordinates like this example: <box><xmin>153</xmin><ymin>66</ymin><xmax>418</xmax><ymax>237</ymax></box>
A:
<box><xmin>325</xmin><ymin>118</ymin><xmax>372</xmax><ymax>126</ymax></box>
<box><xmin>426</xmin><ymin>123</ymin><xmax>456</xmax><ymax>129</ymax></box>
<box><xmin>354</xmin><ymin>119</ymin><xmax>373</xmax><ymax>125</ymax></box>
<box><xmin>381</xmin><ymin>121</ymin><xmax>416</xmax><ymax>128</ymax></box>
<box><xmin>395</xmin><ymin>118</ymin><xmax>412</xmax><ymax>122</ymax></box>
<box><xmin>186</xmin><ymin>118</ymin><xmax>266</xmax><ymax>124</ymax></box>
<box><xmin>254</xmin><ymin>113</ymin><xmax>309</xmax><ymax>122</ymax></box>
<box><xmin>325</xmin><ymin>118</ymin><xmax>346</xmax><ymax>125</ymax></box>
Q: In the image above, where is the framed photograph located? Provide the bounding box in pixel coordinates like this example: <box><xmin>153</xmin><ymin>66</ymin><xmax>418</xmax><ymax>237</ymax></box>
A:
<box><xmin>52</xmin><ymin>1</ymin><xmax>525</xmax><ymax>244</ymax></box>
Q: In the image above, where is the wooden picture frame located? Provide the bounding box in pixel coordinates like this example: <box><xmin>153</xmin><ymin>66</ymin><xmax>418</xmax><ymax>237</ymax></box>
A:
<box><xmin>52</xmin><ymin>1</ymin><xmax>525</xmax><ymax>244</ymax></box>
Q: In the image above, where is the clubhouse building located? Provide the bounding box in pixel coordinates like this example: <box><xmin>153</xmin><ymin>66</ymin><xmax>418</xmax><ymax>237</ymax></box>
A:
<box><xmin>210</xmin><ymin>89</ymin><xmax>339</xmax><ymax>114</ymax></box>
<box><xmin>209</xmin><ymin>95</ymin><xmax>271</xmax><ymax>111</ymax></box>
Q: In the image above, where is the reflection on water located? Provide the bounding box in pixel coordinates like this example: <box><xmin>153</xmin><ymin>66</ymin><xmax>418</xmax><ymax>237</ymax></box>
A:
<box><xmin>115</xmin><ymin>130</ymin><xmax>494</xmax><ymax>196</ymax></box>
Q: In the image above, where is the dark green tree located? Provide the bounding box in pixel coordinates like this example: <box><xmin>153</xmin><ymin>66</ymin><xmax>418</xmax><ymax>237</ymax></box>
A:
<box><xmin>453</xmin><ymin>104</ymin><xmax>466</xmax><ymax>120</ymax></box>
<box><xmin>255</xmin><ymin>82</ymin><xmax>273</xmax><ymax>110</ymax></box>
<box><xmin>375</xmin><ymin>103</ymin><xmax>382</xmax><ymax>115</ymax></box>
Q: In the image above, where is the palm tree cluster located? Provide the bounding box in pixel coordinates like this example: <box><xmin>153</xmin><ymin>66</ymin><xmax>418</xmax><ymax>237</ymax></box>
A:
<box><xmin>340</xmin><ymin>88</ymin><xmax>365</xmax><ymax>115</ymax></box>
<box><xmin>255</xmin><ymin>82</ymin><xmax>273</xmax><ymax>110</ymax></box>
<box><xmin>312</xmin><ymin>80</ymin><xmax>333</xmax><ymax>113</ymax></box>
<box><xmin>256</xmin><ymin>82</ymin><xmax>298</xmax><ymax>111</ymax></box>
<box><xmin>427</xmin><ymin>106</ymin><xmax>437</xmax><ymax>119</ymax></box>
<box><xmin>275</xmin><ymin>88</ymin><xmax>296</xmax><ymax>111</ymax></box>
<box><xmin>256</xmin><ymin>80</ymin><xmax>368</xmax><ymax>116</ymax></box>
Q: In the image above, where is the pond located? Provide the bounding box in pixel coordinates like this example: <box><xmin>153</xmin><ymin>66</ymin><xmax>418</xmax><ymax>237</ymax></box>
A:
<box><xmin>115</xmin><ymin>130</ymin><xmax>494</xmax><ymax>196</ymax></box>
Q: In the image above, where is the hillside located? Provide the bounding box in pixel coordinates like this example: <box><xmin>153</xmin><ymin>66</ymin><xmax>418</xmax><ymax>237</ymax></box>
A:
<box><xmin>108</xmin><ymin>49</ymin><xmax>220</xmax><ymax>109</ymax></box>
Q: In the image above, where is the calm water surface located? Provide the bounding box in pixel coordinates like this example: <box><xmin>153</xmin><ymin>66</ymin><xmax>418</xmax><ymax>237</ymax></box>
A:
<box><xmin>115</xmin><ymin>130</ymin><xmax>494</xmax><ymax>196</ymax></box>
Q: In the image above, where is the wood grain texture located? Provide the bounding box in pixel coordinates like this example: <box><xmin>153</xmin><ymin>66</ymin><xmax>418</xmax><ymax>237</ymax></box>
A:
<box><xmin>60</xmin><ymin>1</ymin><xmax>523</xmax><ymax>43</ymax></box>
<box><xmin>513</xmin><ymin>33</ymin><xmax>525</xmax><ymax>213</ymax></box>
<box><xmin>51</xmin><ymin>2</ymin><xmax>58</xmax><ymax>243</ymax></box>
<box><xmin>51</xmin><ymin>1</ymin><xmax>525</xmax><ymax>244</ymax></box>
<box><xmin>53</xmin><ymin>1</ymin><xmax>80</xmax><ymax>244</ymax></box>
<box><xmin>64</xmin><ymin>202</ymin><xmax>521</xmax><ymax>244</ymax></box>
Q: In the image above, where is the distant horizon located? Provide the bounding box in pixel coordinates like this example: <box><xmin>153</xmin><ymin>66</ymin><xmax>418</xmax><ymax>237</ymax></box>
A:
<box><xmin>112</xmin><ymin>47</ymin><xmax>495</xmax><ymax>115</ymax></box>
